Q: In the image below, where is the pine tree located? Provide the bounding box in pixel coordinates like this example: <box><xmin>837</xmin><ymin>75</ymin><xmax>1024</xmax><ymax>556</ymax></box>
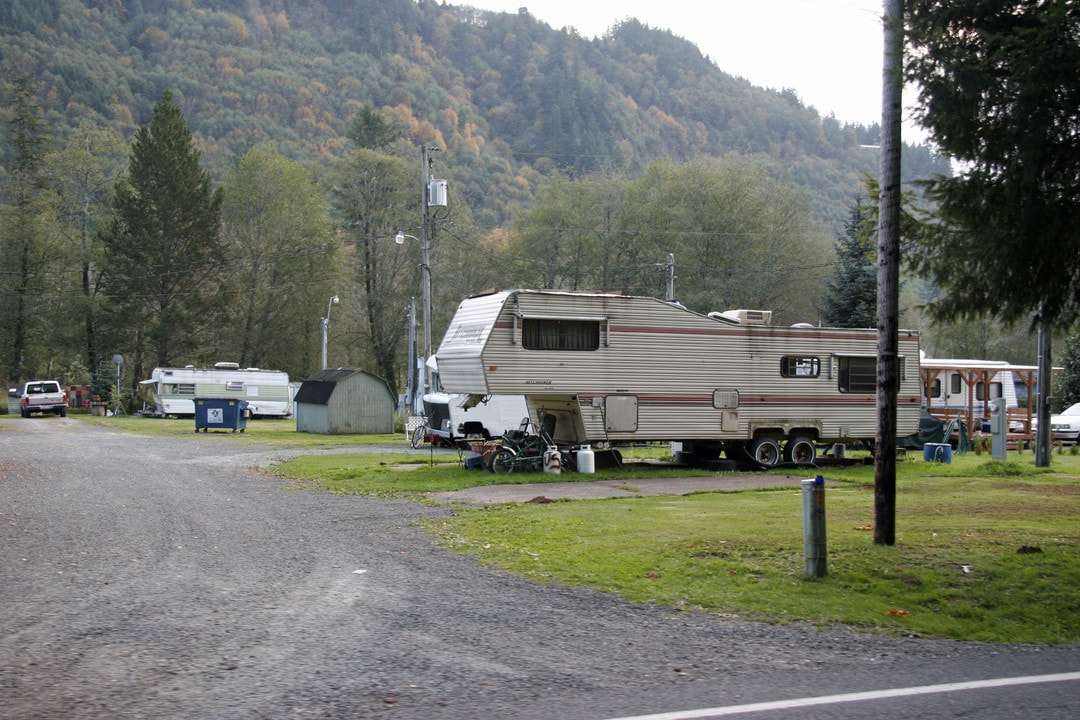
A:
<box><xmin>346</xmin><ymin>104</ymin><xmax>400</xmax><ymax>150</ymax></box>
<box><xmin>0</xmin><ymin>73</ymin><xmax>54</xmax><ymax>383</ymax></box>
<box><xmin>819</xmin><ymin>199</ymin><xmax>877</xmax><ymax>328</ymax></box>
<box><xmin>1056</xmin><ymin>335</ymin><xmax>1080</xmax><ymax>411</ymax></box>
<box><xmin>100</xmin><ymin>89</ymin><xmax>224</xmax><ymax>377</ymax></box>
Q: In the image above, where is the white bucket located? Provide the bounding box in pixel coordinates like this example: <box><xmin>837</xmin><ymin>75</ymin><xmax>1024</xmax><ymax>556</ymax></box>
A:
<box><xmin>543</xmin><ymin>445</ymin><xmax>562</xmax><ymax>474</ymax></box>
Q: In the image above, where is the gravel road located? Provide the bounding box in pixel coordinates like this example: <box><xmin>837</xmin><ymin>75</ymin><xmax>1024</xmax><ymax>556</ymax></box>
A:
<box><xmin>2</xmin><ymin>418</ymin><xmax>1079</xmax><ymax>719</ymax></box>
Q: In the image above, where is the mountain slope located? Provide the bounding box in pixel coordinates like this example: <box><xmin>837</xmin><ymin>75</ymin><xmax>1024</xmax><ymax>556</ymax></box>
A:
<box><xmin>0</xmin><ymin>0</ymin><xmax>948</xmax><ymax>226</ymax></box>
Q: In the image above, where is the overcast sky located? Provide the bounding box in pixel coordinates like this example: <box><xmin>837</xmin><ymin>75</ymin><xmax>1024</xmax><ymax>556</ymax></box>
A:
<box><xmin>458</xmin><ymin>1</ymin><xmax>925</xmax><ymax>140</ymax></box>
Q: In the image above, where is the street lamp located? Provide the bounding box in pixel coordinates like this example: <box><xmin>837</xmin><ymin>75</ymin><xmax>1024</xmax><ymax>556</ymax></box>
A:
<box><xmin>396</xmin><ymin>231</ymin><xmax>432</xmax><ymax>366</ymax></box>
<box><xmin>111</xmin><ymin>354</ymin><xmax>124</xmax><ymax>416</ymax></box>
<box><xmin>321</xmin><ymin>294</ymin><xmax>339</xmax><ymax>370</ymax></box>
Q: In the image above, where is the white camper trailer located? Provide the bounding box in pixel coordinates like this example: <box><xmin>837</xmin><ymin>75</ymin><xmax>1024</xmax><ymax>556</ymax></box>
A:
<box><xmin>919</xmin><ymin>357</ymin><xmax>1038</xmax><ymax>438</ymax></box>
<box><xmin>422</xmin><ymin>356</ymin><xmax>529</xmax><ymax>443</ymax></box>
<box><xmin>140</xmin><ymin>363</ymin><xmax>293</xmax><ymax>418</ymax></box>
<box><xmin>435</xmin><ymin>290</ymin><xmax>922</xmax><ymax>468</ymax></box>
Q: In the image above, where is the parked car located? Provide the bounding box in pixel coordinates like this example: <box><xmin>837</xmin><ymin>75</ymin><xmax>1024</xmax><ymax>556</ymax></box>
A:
<box><xmin>1036</xmin><ymin>402</ymin><xmax>1080</xmax><ymax>443</ymax></box>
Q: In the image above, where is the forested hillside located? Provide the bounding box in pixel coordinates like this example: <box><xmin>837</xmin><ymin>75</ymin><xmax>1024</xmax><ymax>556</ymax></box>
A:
<box><xmin>0</xmin><ymin>0</ymin><xmax>948</xmax><ymax>227</ymax></box>
<box><xmin>2</xmin><ymin>0</ymin><xmax>979</xmax><ymax>397</ymax></box>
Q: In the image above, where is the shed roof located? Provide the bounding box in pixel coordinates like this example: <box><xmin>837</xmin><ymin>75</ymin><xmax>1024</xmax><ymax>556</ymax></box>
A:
<box><xmin>293</xmin><ymin>380</ymin><xmax>335</xmax><ymax>405</ymax></box>
<box><xmin>293</xmin><ymin>368</ymin><xmax>391</xmax><ymax>405</ymax></box>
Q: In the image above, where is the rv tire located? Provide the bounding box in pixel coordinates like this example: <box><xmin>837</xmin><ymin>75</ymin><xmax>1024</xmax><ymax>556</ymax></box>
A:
<box><xmin>784</xmin><ymin>436</ymin><xmax>816</xmax><ymax>465</ymax></box>
<box><xmin>747</xmin><ymin>437</ymin><xmax>782</xmax><ymax>469</ymax></box>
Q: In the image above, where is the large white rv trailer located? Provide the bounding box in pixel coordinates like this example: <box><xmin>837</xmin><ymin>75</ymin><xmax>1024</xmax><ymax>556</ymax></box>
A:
<box><xmin>435</xmin><ymin>290</ymin><xmax>922</xmax><ymax>467</ymax></box>
<box><xmin>141</xmin><ymin>363</ymin><xmax>293</xmax><ymax>418</ymax></box>
<box><xmin>919</xmin><ymin>358</ymin><xmax>1036</xmax><ymax>436</ymax></box>
<box><xmin>422</xmin><ymin>356</ymin><xmax>529</xmax><ymax>443</ymax></box>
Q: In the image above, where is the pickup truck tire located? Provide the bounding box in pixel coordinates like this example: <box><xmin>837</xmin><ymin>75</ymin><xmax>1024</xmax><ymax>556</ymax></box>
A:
<box><xmin>20</xmin><ymin>407</ymin><xmax>29</xmax><ymax>419</ymax></box>
<box><xmin>58</xmin><ymin>407</ymin><xmax>67</xmax><ymax>417</ymax></box>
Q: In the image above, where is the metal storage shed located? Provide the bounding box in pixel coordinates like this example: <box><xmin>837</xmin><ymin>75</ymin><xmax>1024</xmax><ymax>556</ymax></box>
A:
<box><xmin>294</xmin><ymin>368</ymin><xmax>395</xmax><ymax>435</ymax></box>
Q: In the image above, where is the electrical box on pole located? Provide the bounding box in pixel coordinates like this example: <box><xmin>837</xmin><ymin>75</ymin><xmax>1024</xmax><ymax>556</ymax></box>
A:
<box><xmin>428</xmin><ymin>179</ymin><xmax>448</xmax><ymax>208</ymax></box>
<box><xmin>990</xmin><ymin>397</ymin><xmax>1008</xmax><ymax>460</ymax></box>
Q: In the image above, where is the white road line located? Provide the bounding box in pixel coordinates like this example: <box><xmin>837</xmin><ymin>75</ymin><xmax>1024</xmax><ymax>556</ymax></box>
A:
<box><xmin>603</xmin><ymin>671</ymin><xmax>1080</xmax><ymax>720</ymax></box>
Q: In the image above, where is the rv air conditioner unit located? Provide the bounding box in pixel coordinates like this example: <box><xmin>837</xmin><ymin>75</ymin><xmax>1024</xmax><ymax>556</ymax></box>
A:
<box><xmin>428</xmin><ymin>179</ymin><xmax>448</xmax><ymax>208</ymax></box>
<box><xmin>709</xmin><ymin>309</ymin><xmax>773</xmax><ymax>326</ymax></box>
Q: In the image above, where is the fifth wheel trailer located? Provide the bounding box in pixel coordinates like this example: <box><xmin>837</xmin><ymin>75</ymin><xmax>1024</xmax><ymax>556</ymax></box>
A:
<box><xmin>434</xmin><ymin>290</ymin><xmax>922</xmax><ymax>468</ymax></box>
<box><xmin>421</xmin><ymin>356</ymin><xmax>529</xmax><ymax>444</ymax></box>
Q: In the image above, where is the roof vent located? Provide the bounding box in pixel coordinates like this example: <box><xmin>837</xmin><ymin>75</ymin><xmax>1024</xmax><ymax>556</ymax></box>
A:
<box><xmin>710</xmin><ymin>309</ymin><xmax>773</xmax><ymax>326</ymax></box>
<box><xmin>214</xmin><ymin>362</ymin><xmax>240</xmax><ymax>370</ymax></box>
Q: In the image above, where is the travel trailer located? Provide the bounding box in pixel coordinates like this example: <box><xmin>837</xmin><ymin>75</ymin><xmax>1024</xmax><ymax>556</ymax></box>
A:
<box><xmin>422</xmin><ymin>356</ymin><xmax>529</xmax><ymax>443</ymax></box>
<box><xmin>435</xmin><ymin>290</ymin><xmax>922</xmax><ymax>468</ymax></box>
<box><xmin>919</xmin><ymin>357</ymin><xmax>1039</xmax><ymax>437</ymax></box>
<box><xmin>140</xmin><ymin>363</ymin><xmax>293</xmax><ymax>418</ymax></box>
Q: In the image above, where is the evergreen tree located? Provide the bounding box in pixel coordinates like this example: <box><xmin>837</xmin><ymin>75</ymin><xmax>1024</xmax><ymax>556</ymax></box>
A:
<box><xmin>99</xmin><ymin>89</ymin><xmax>224</xmax><ymax>380</ymax></box>
<box><xmin>819</xmin><ymin>199</ymin><xmax>877</xmax><ymax>328</ymax></box>
<box><xmin>0</xmin><ymin>73</ymin><xmax>55</xmax><ymax>383</ymax></box>
<box><xmin>905</xmin><ymin>1</ymin><xmax>1080</xmax><ymax>327</ymax></box>
<box><xmin>1056</xmin><ymin>335</ymin><xmax>1080</xmax><ymax>412</ymax></box>
<box><xmin>346</xmin><ymin>104</ymin><xmax>400</xmax><ymax>151</ymax></box>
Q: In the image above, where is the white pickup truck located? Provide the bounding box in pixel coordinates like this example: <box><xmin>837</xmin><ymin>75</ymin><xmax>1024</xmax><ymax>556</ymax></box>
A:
<box><xmin>15</xmin><ymin>380</ymin><xmax>68</xmax><ymax>418</ymax></box>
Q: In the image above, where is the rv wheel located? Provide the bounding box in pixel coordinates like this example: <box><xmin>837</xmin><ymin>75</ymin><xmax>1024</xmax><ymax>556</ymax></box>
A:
<box><xmin>747</xmin><ymin>437</ymin><xmax>782</xmax><ymax>469</ymax></box>
<box><xmin>784</xmin><ymin>436</ymin><xmax>817</xmax><ymax>465</ymax></box>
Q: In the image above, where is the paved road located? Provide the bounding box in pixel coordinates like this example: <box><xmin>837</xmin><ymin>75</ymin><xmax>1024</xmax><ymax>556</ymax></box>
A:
<box><xmin>2</xmin><ymin>418</ymin><xmax>1079</xmax><ymax>719</ymax></box>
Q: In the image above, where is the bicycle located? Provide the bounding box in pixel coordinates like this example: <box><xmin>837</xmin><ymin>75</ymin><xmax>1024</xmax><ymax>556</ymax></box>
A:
<box><xmin>406</xmin><ymin>414</ymin><xmax>428</xmax><ymax>449</ymax></box>
<box><xmin>489</xmin><ymin>415</ymin><xmax>576</xmax><ymax>473</ymax></box>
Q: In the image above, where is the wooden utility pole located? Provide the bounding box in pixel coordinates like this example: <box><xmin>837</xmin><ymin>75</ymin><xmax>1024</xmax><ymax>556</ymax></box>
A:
<box><xmin>1035</xmin><ymin>311</ymin><xmax>1053</xmax><ymax>467</ymax></box>
<box><xmin>875</xmin><ymin>0</ymin><xmax>903</xmax><ymax>546</ymax></box>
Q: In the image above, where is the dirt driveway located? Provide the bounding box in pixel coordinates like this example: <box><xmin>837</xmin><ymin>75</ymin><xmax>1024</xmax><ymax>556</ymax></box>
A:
<box><xmin>428</xmin><ymin>472</ymin><xmax>816</xmax><ymax>504</ymax></box>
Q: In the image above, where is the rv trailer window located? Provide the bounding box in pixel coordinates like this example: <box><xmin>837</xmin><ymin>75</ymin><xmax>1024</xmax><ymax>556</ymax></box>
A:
<box><xmin>522</xmin><ymin>318</ymin><xmax>600</xmax><ymax>351</ymax></box>
<box><xmin>781</xmin><ymin>356</ymin><xmax>820</xmax><ymax>378</ymax></box>
<box><xmin>177</xmin><ymin>384</ymin><xmax>196</xmax><ymax>395</ymax></box>
<box><xmin>226</xmin><ymin>381</ymin><xmax>244</xmax><ymax>391</ymax></box>
<box><xmin>838</xmin><ymin>356</ymin><xmax>876</xmax><ymax>394</ymax></box>
<box><xmin>975</xmin><ymin>381</ymin><xmax>1003</xmax><ymax>401</ymax></box>
<box><xmin>950</xmin><ymin>373</ymin><xmax>962</xmax><ymax>394</ymax></box>
<box><xmin>928</xmin><ymin>378</ymin><xmax>942</xmax><ymax>398</ymax></box>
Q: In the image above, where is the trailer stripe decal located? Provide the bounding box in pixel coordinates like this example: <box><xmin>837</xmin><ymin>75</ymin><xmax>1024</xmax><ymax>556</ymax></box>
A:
<box><xmin>576</xmin><ymin>394</ymin><xmax>922</xmax><ymax>405</ymax></box>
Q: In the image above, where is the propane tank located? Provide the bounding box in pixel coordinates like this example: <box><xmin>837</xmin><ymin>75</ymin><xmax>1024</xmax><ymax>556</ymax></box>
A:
<box><xmin>543</xmin><ymin>445</ymin><xmax>562</xmax><ymax>474</ymax></box>
<box><xmin>576</xmin><ymin>445</ymin><xmax>595</xmax><ymax>474</ymax></box>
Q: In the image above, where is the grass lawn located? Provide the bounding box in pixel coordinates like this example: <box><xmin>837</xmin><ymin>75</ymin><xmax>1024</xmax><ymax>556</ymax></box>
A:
<box><xmin>426</xmin><ymin>455</ymin><xmax>1080</xmax><ymax>644</ymax></box>
<box><xmin>38</xmin><ymin>414</ymin><xmax>1080</xmax><ymax>643</ymax></box>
